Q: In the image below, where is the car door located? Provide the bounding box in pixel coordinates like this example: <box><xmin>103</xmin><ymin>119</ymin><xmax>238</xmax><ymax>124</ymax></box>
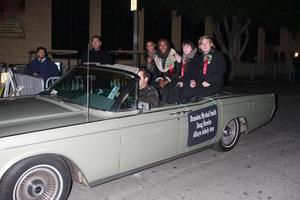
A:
<box><xmin>118</xmin><ymin>104</ymin><xmax>187</xmax><ymax>172</ymax></box>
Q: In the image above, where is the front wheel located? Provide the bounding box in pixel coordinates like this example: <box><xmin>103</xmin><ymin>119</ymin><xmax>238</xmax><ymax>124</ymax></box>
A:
<box><xmin>0</xmin><ymin>155</ymin><xmax>72</xmax><ymax>200</ymax></box>
<box><xmin>216</xmin><ymin>118</ymin><xmax>240</xmax><ymax>152</ymax></box>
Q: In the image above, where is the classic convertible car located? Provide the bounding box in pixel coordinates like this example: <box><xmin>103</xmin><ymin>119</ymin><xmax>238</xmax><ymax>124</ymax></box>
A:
<box><xmin>0</xmin><ymin>64</ymin><xmax>276</xmax><ymax>200</ymax></box>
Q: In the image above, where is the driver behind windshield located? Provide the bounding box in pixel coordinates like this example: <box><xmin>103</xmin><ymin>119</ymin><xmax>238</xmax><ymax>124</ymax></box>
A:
<box><xmin>138</xmin><ymin>69</ymin><xmax>159</xmax><ymax>108</ymax></box>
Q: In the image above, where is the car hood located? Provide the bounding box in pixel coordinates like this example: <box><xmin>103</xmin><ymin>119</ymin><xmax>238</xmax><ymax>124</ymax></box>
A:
<box><xmin>0</xmin><ymin>96</ymin><xmax>87</xmax><ymax>137</ymax></box>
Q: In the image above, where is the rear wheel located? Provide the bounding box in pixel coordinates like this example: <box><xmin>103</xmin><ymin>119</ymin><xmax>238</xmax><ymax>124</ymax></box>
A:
<box><xmin>0</xmin><ymin>155</ymin><xmax>72</xmax><ymax>200</ymax></box>
<box><xmin>216</xmin><ymin>119</ymin><xmax>240</xmax><ymax>152</ymax></box>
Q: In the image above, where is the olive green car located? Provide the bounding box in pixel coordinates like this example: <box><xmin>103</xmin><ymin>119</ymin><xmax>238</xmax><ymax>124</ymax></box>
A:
<box><xmin>0</xmin><ymin>64</ymin><xmax>276</xmax><ymax>200</ymax></box>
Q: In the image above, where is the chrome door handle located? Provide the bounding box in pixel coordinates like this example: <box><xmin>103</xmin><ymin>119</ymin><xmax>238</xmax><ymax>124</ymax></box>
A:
<box><xmin>181</xmin><ymin>110</ymin><xmax>192</xmax><ymax>114</ymax></box>
<box><xmin>169</xmin><ymin>110</ymin><xmax>191</xmax><ymax>116</ymax></box>
<box><xmin>169</xmin><ymin>112</ymin><xmax>182</xmax><ymax>116</ymax></box>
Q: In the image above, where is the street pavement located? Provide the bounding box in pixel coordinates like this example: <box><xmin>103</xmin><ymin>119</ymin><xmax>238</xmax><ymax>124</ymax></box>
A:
<box><xmin>68</xmin><ymin>80</ymin><xmax>300</xmax><ymax>200</ymax></box>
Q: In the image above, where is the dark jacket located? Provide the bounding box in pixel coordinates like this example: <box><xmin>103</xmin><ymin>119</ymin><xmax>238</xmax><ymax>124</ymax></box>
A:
<box><xmin>153</xmin><ymin>49</ymin><xmax>181</xmax><ymax>83</ymax></box>
<box><xmin>146</xmin><ymin>59</ymin><xmax>158</xmax><ymax>87</ymax></box>
<box><xmin>153</xmin><ymin>58</ymin><xmax>180</xmax><ymax>82</ymax></box>
<box><xmin>82</xmin><ymin>49</ymin><xmax>113</xmax><ymax>64</ymax></box>
<box><xmin>139</xmin><ymin>85</ymin><xmax>160</xmax><ymax>108</ymax></box>
<box><xmin>179</xmin><ymin>52</ymin><xmax>200</xmax><ymax>84</ymax></box>
<box><xmin>190</xmin><ymin>50</ymin><xmax>226</xmax><ymax>93</ymax></box>
<box><xmin>28</xmin><ymin>58</ymin><xmax>59</xmax><ymax>81</ymax></box>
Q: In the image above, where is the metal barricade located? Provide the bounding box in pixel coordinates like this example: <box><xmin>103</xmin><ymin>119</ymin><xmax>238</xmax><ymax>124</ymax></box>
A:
<box><xmin>45</xmin><ymin>76</ymin><xmax>60</xmax><ymax>88</ymax></box>
<box><xmin>14</xmin><ymin>73</ymin><xmax>44</xmax><ymax>96</ymax></box>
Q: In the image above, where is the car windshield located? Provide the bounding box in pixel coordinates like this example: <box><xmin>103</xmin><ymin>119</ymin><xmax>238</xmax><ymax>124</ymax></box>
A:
<box><xmin>44</xmin><ymin>67</ymin><xmax>135</xmax><ymax>111</ymax></box>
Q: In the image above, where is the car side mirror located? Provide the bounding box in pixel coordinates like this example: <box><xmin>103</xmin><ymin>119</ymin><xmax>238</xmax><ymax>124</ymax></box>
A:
<box><xmin>138</xmin><ymin>101</ymin><xmax>150</xmax><ymax>111</ymax></box>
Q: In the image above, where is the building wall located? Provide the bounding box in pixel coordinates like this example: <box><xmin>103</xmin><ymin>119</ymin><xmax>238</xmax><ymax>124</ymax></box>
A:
<box><xmin>272</xmin><ymin>28</ymin><xmax>300</xmax><ymax>61</ymax></box>
<box><xmin>204</xmin><ymin>17</ymin><xmax>214</xmax><ymax>37</ymax></box>
<box><xmin>0</xmin><ymin>0</ymin><xmax>52</xmax><ymax>64</ymax></box>
<box><xmin>89</xmin><ymin>0</ymin><xmax>102</xmax><ymax>39</ymax></box>
<box><xmin>171</xmin><ymin>11</ymin><xmax>181</xmax><ymax>51</ymax></box>
<box><xmin>288</xmin><ymin>32</ymin><xmax>300</xmax><ymax>57</ymax></box>
<box><xmin>257</xmin><ymin>28</ymin><xmax>266</xmax><ymax>62</ymax></box>
<box><xmin>0</xmin><ymin>1</ymin><xmax>299</xmax><ymax>65</ymax></box>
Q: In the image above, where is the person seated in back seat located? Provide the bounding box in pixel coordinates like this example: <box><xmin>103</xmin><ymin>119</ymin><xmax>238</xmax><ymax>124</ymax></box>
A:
<box><xmin>153</xmin><ymin>39</ymin><xmax>181</xmax><ymax>104</ymax></box>
<box><xmin>138</xmin><ymin>69</ymin><xmax>159</xmax><ymax>108</ymax></box>
<box><xmin>178</xmin><ymin>36</ymin><xmax>226</xmax><ymax>103</ymax></box>
<box><xmin>144</xmin><ymin>40</ymin><xmax>157</xmax><ymax>86</ymax></box>
<box><xmin>171</xmin><ymin>40</ymin><xmax>198</xmax><ymax>103</ymax></box>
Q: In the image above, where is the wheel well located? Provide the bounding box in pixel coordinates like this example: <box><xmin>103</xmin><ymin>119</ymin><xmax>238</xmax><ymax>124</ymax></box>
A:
<box><xmin>1</xmin><ymin>154</ymin><xmax>88</xmax><ymax>187</ymax></box>
<box><xmin>60</xmin><ymin>156</ymin><xmax>88</xmax><ymax>186</ymax></box>
<box><xmin>238</xmin><ymin>117</ymin><xmax>248</xmax><ymax>134</ymax></box>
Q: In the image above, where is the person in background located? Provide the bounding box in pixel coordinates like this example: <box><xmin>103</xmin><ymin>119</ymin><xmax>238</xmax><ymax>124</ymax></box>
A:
<box><xmin>138</xmin><ymin>69</ymin><xmax>159</xmax><ymax>108</ymax></box>
<box><xmin>153</xmin><ymin>39</ymin><xmax>181</xmax><ymax>103</ymax></box>
<box><xmin>145</xmin><ymin>40</ymin><xmax>156</xmax><ymax>61</ymax></box>
<box><xmin>82</xmin><ymin>35</ymin><xmax>113</xmax><ymax>64</ymax></box>
<box><xmin>144</xmin><ymin>40</ymin><xmax>157</xmax><ymax>85</ymax></box>
<box><xmin>179</xmin><ymin>36</ymin><xmax>226</xmax><ymax>103</ymax></box>
<box><xmin>279</xmin><ymin>51</ymin><xmax>286</xmax><ymax>62</ymax></box>
<box><xmin>27</xmin><ymin>47</ymin><xmax>59</xmax><ymax>82</ymax></box>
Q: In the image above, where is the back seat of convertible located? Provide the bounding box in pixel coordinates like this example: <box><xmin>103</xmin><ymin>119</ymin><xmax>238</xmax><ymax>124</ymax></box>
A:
<box><xmin>157</xmin><ymin>91</ymin><xmax>233</xmax><ymax>107</ymax></box>
<box><xmin>190</xmin><ymin>90</ymin><xmax>233</xmax><ymax>102</ymax></box>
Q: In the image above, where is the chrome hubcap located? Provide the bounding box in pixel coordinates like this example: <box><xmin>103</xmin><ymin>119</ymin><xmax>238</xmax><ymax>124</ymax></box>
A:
<box><xmin>13</xmin><ymin>165</ymin><xmax>63</xmax><ymax>200</ymax></box>
<box><xmin>27</xmin><ymin>179</ymin><xmax>45</xmax><ymax>197</ymax></box>
<box><xmin>221</xmin><ymin>120</ymin><xmax>238</xmax><ymax>147</ymax></box>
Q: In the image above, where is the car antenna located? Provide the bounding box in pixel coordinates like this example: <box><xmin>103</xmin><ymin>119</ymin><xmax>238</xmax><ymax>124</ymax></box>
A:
<box><xmin>86</xmin><ymin>43</ymin><xmax>90</xmax><ymax>122</ymax></box>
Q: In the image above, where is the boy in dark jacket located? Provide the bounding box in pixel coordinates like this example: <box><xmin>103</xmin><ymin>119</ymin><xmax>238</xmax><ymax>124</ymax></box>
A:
<box><xmin>28</xmin><ymin>47</ymin><xmax>59</xmax><ymax>82</ymax></box>
<box><xmin>81</xmin><ymin>35</ymin><xmax>113</xmax><ymax>65</ymax></box>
